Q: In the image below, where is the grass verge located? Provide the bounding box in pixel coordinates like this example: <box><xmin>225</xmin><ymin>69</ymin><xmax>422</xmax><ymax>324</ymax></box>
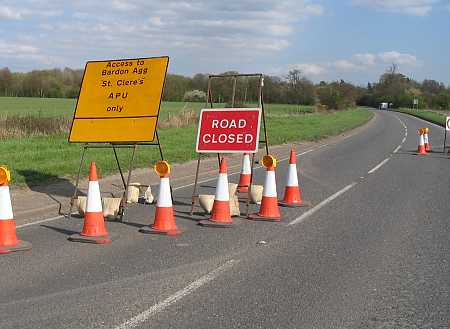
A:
<box><xmin>394</xmin><ymin>108</ymin><xmax>447</xmax><ymax>126</ymax></box>
<box><xmin>1</xmin><ymin>108</ymin><xmax>373</xmax><ymax>186</ymax></box>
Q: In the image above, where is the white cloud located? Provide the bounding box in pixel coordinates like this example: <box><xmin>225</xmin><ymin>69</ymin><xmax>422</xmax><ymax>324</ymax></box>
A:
<box><xmin>0</xmin><ymin>6</ymin><xmax>23</xmax><ymax>19</ymax></box>
<box><xmin>334</xmin><ymin>59</ymin><xmax>361</xmax><ymax>71</ymax></box>
<box><xmin>111</xmin><ymin>0</ymin><xmax>137</xmax><ymax>11</ymax></box>
<box><xmin>353</xmin><ymin>53</ymin><xmax>377</xmax><ymax>66</ymax></box>
<box><xmin>288</xmin><ymin>50</ymin><xmax>419</xmax><ymax>79</ymax></box>
<box><xmin>0</xmin><ymin>41</ymin><xmax>39</xmax><ymax>55</ymax></box>
<box><xmin>378</xmin><ymin>51</ymin><xmax>417</xmax><ymax>65</ymax></box>
<box><xmin>292</xmin><ymin>63</ymin><xmax>326</xmax><ymax>75</ymax></box>
<box><xmin>353</xmin><ymin>0</ymin><xmax>440</xmax><ymax>16</ymax></box>
<box><xmin>0</xmin><ymin>0</ymin><xmax>324</xmax><ymax>71</ymax></box>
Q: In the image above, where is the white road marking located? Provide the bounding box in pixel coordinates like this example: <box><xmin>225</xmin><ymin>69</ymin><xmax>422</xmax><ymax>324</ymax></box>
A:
<box><xmin>16</xmin><ymin>215</ymin><xmax>65</xmax><ymax>229</ymax></box>
<box><xmin>366</xmin><ymin>114</ymin><xmax>408</xmax><ymax>175</ymax></box>
<box><xmin>368</xmin><ymin>158</ymin><xmax>390</xmax><ymax>174</ymax></box>
<box><xmin>114</xmin><ymin>260</ymin><xmax>237</xmax><ymax>329</ymax></box>
<box><xmin>288</xmin><ymin>182</ymin><xmax>358</xmax><ymax>226</ymax></box>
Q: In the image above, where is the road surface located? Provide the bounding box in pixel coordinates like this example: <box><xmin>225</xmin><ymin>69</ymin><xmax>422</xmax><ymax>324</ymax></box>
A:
<box><xmin>1</xmin><ymin>110</ymin><xmax>448</xmax><ymax>329</ymax></box>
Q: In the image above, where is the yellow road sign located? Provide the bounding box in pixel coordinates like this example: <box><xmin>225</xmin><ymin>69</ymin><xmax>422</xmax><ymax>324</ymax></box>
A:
<box><xmin>69</xmin><ymin>56</ymin><xmax>169</xmax><ymax>143</ymax></box>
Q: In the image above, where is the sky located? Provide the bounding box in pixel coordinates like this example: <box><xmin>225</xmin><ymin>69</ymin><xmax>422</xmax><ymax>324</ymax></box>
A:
<box><xmin>0</xmin><ymin>0</ymin><xmax>449</xmax><ymax>85</ymax></box>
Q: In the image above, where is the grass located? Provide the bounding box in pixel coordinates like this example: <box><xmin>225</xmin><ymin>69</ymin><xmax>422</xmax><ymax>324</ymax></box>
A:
<box><xmin>0</xmin><ymin>97</ymin><xmax>315</xmax><ymax>119</ymax></box>
<box><xmin>0</xmin><ymin>97</ymin><xmax>372</xmax><ymax>185</ymax></box>
<box><xmin>394</xmin><ymin>108</ymin><xmax>447</xmax><ymax>126</ymax></box>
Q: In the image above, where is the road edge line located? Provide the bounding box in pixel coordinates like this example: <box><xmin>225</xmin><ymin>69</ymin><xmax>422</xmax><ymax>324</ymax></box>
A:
<box><xmin>114</xmin><ymin>259</ymin><xmax>237</xmax><ymax>329</ymax></box>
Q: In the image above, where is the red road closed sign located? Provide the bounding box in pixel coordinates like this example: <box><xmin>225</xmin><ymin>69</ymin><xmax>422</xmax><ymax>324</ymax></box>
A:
<box><xmin>196</xmin><ymin>108</ymin><xmax>261</xmax><ymax>153</ymax></box>
<box><xmin>446</xmin><ymin>116</ymin><xmax>450</xmax><ymax>131</ymax></box>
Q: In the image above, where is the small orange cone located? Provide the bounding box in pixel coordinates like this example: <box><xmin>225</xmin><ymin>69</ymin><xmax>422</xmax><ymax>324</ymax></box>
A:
<box><xmin>140</xmin><ymin>160</ymin><xmax>180</xmax><ymax>235</ymax></box>
<box><xmin>279</xmin><ymin>150</ymin><xmax>310</xmax><ymax>207</ymax></box>
<box><xmin>0</xmin><ymin>166</ymin><xmax>32</xmax><ymax>254</ymax></box>
<box><xmin>249</xmin><ymin>155</ymin><xmax>281</xmax><ymax>221</ymax></box>
<box><xmin>69</xmin><ymin>162</ymin><xmax>111</xmax><ymax>244</ymax></box>
<box><xmin>237</xmin><ymin>153</ymin><xmax>251</xmax><ymax>193</ymax></box>
<box><xmin>417</xmin><ymin>129</ymin><xmax>427</xmax><ymax>155</ymax></box>
<box><xmin>199</xmin><ymin>157</ymin><xmax>232</xmax><ymax>227</ymax></box>
<box><xmin>424</xmin><ymin>128</ymin><xmax>431</xmax><ymax>152</ymax></box>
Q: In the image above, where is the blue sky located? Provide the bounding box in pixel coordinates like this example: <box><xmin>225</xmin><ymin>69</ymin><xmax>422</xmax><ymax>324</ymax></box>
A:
<box><xmin>0</xmin><ymin>0</ymin><xmax>449</xmax><ymax>85</ymax></box>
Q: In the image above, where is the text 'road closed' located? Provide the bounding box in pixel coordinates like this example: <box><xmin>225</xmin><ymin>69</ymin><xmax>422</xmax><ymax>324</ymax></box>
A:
<box><xmin>196</xmin><ymin>109</ymin><xmax>261</xmax><ymax>153</ymax></box>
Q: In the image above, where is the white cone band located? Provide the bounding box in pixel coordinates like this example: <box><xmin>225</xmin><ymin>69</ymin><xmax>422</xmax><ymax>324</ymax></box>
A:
<box><xmin>157</xmin><ymin>177</ymin><xmax>173</xmax><ymax>207</ymax></box>
<box><xmin>424</xmin><ymin>134</ymin><xmax>429</xmax><ymax>144</ymax></box>
<box><xmin>286</xmin><ymin>164</ymin><xmax>299</xmax><ymax>187</ymax></box>
<box><xmin>263</xmin><ymin>170</ymin><xmax>277</xmax><ymax>197</ymax></box>
<box><xmin>86</xmin><ymin>181</ymin><xmax>103</xmax><ymax>212</ymax></box>
<box><xmin>419</xmin><ymin>134</ymin><xmax>424</xmax><ymax>145</ymax></box>
<box><xmin>215</xmin><ymin>173</ymin><xmax>229</xmax><ymax>201</ymax></box>
<box><xmin>242</xmin><ymin>155</ymin><xmax>251</xmax><ymax>175</ymax></box>
<box><xmin>0</xmin><ymin>186</ymin><xmax>13</xmax><ymax>220</ymax></box>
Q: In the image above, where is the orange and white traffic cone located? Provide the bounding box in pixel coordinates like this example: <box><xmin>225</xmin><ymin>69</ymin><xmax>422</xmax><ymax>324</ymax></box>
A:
<box><xmin>279</xmin><ymin>150</ymin><xmax>310</xmax><ymax>208</ymax></box>
<box><xmin>199</xmin><ymin>157</ymin><xmax>232</xmax><ymax>227</ymax></box>
<box><xmin>424</xmin><ymin>128</ymin><xmax>431</xmax><ymax>152</ymax></box>
<box><xmin>140</xmin><ymin>160</ymin><xmax>180</xmax><ymax>235</ymax></box>
<box><xmin>69</xmin><ymin>162</ymin><xmax>112</xmax><ymax>244</ymax></box>
<box><xmin>417</xmin><ymin>129</ymin><xmax>427</xmax><ymax>155</ymax></box>
<box><xmin>237</xmin><ymin>153</ymin><xmax>251</xmax><ymax>193</ymax></box>
<box><xmin>0</xmin><ymin>166</ymin><xmax>32</xmax><ymax>254</ymax></box>
<box><xmin>249</xmin><ymin>155</ymin><xmax>281</xmax><ymax>221</ymax></box>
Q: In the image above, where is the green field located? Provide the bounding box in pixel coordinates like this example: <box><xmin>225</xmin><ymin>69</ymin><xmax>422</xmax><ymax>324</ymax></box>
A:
<box><xmin>0</xmin><ymin>97</ymin><xmax>314</xmax><ymax>119</ymax></box>
<box><xmin>0</xmin><ymin>97</ymin><xmax>373</xmax><ymax>185</ymax></box>
<box><xmin>394</xmin><ymin>108</ymin><xmax>447</xmax><ymax>127</ymax></box>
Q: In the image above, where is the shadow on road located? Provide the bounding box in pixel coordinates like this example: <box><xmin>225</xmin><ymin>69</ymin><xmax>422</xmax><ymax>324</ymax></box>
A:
<box><xmin>40</xmin><ymin>224</ymin><xmax>78</xmax><ymax>236</ymax></box>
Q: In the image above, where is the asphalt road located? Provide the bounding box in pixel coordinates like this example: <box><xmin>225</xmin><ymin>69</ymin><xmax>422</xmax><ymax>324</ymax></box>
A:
<box><xmin>1</xmin><ymin>110</ymin><xmax>449</xmax><ymax>329</ymax></box>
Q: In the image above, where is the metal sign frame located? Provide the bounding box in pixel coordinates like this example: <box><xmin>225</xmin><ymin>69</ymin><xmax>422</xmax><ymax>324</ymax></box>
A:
<box><xmin>66</xmin><ymin>56</ymin><xmax>169</xmax><ymax>221</ymax></box>
<box><xmin>189</xmin><ymin>73</ymin><xmax>270</xmax><ymax>217</ymax></box>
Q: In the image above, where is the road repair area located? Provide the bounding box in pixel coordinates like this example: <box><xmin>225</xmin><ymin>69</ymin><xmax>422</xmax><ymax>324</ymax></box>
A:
<box><xmin>1</xmin><ymin>110</ymin><xmax>449</xmax><ymax>329</ymax></box>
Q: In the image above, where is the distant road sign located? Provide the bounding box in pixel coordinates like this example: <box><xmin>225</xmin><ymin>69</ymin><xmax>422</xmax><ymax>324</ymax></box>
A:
<box><xmin>69</xmin><ymin>56</ymin><xmax>169</xmax><ymax>143</ymax></box>
<box><xmin>446</xmin><ymin>117</ymin><xmax>450</xmax><ymax>131</ymax></box>
<box><xmin>196</xmin><ymin>108</ymin><xmax>261</xmax><ymax>153</ymax></box>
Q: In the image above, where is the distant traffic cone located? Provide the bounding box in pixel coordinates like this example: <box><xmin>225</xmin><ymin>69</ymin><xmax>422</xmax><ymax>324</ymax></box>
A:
<box><xmin>140</xmin><ymin>160</ymin><xmax>180</xmax><ymax>235</ymax></box>
<box><xmin>424</xmin><ymin>128</ymin><xmax>431</xmax><ymax>152</ymax></box>
<box><xmin>279</xmin><ymin>150</ymin><xmax>310</xmax><ymax>207</ymax></box>
<box><xmin>237</xmin><ymin>153</ymin><xmax>252</xmax><ymax>193</ymax></box>
<box><xmin>69</xmin><ymin>162</ymin><xmax>111</xmax><ymax>244</ymax></box>
<box><xmin>199</xmin><ymin>157</ymin><xmax>232</xmax><ymax>227</ymax></box>
<box><xmin>249</xmin><ymin>155</ymin><xmax>281</xmax><ymax>221</ymax></box>
<box><xmin>0</xmin><ymin>166</ymin><xmax>32</xmax><ymax>254</ymax></box>
<box><xmin>417</xmin><ymin>129</ymin><xmax>427</xmax><ymax>155</ymax></box>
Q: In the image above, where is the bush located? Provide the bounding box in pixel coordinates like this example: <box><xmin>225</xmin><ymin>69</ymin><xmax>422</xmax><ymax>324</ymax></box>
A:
<box><xmin>183</xmin><ymin>90</ymin><xmax>206</xmax><ymax>102</ymax></box>
<box><xmin>316</xmin><ymin>83</ymin><xmax>355</xmax><ymax>110</ymax></box>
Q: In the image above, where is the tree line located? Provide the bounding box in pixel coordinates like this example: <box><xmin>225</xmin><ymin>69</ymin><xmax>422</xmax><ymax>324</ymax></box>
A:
<box><xmin>0</xmin><ymin>65</ymin><xmax>449</xmax><ymax>110</ymax></box>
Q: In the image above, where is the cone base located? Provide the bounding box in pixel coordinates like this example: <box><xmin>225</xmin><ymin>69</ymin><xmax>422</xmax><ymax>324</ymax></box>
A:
<box><xmin>68</xmin><ymin>233</ymin><xmax>112</xmax><ymax>244</ymax></box>
<box><xmin>0</xmin><ymin>240</ymin><xmax>32</xmax><ymax>254</ymax></box>
<box><xmin>248</xmin><ymin>213</ymin><xmax>281</xmax><ymax>222</ymax></box>
<box><xmin>279</xmin><ymin>200</ymin><xmax>311</xmax><ymax>208</ymax></box>
<box><xmin>198</xmin><ymin>219</ymin><xmax>233</xmax><ymax>228</ymax></box>
<box><xmin>139</xmin><ymin>226</ymin><xmax>181</xmax><ymax>236</ymax></box>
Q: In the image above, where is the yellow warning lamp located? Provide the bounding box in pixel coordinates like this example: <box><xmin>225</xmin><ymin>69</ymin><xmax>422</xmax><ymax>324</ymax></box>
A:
<box><xmin>0</xmin><ymin>166</ymin><xmax>11</xmax><ymax>185</ymax></box>
<box><xmin>154</xmin><ymin>160</ymin><xmax>171</xmax><ymax>176</ymax></box>
<box><xmin>261</xmin><ymin>155</ymin><xmax>277</xmax><ymax>169</ymax></box>
<box><xmin>424</xmin><ymin>128</ymin><xmax>429</xmax><ymax>134</ymax></box>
